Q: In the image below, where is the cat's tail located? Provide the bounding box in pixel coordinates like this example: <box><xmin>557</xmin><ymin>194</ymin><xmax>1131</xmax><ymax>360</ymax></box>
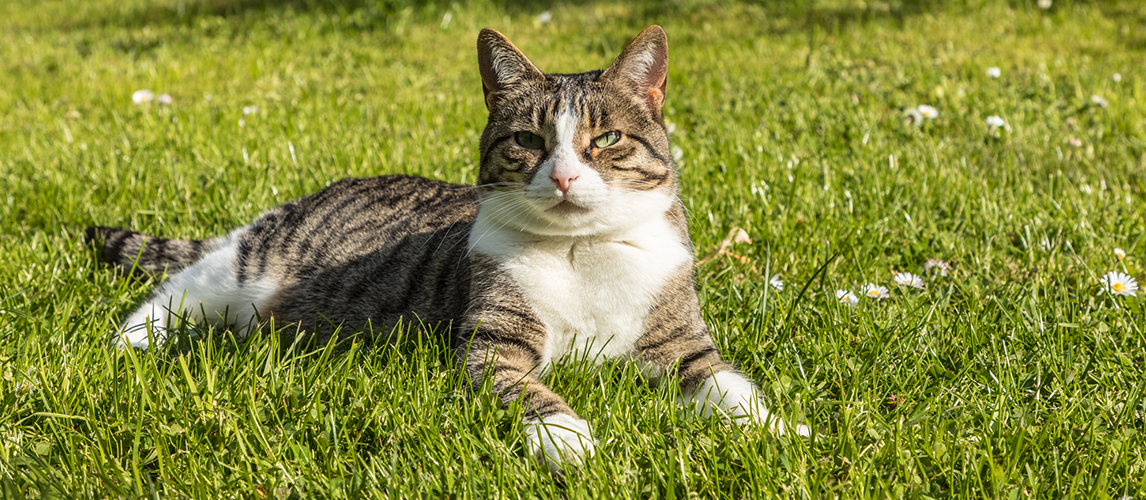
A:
<box><xmin>85</xmin><ymin>226</ymin><xmax>218</xmax><ymax>277</ymax></box>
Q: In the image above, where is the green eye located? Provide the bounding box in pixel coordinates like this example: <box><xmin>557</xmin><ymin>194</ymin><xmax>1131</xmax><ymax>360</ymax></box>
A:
<box><xmin>592</xmin><ymin>131</ymin><xmax>620</xmax><ymax>148</ymax></box>
<box><xmin>515</xmin><ymin>131</ymin><xmax>545</xmax><ymax>150</ymax></box>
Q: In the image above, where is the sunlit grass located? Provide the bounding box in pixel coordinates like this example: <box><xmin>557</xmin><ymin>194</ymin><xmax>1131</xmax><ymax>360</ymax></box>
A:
<box><xmin>2</xmin><ymin>0</ymin><xmax>1145</xmax><ymax>497</ymax></box>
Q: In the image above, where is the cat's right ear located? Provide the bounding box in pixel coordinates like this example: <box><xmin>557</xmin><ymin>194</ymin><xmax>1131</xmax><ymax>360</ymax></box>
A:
<box><xmin>477</xmin><ymin>28</ymin><xmax>544</xmax><ymax>112</ymax></box>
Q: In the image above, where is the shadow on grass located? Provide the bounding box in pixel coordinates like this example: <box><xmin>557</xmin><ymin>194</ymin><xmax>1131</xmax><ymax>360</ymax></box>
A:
<box><xmin>63</xmin><ymin>0</ymin><xmax>594</xmax><ymax>31</ymax></box>
<box><xmin>63</xmin><ymin>0</ymin><xmax>973</xmax><ymax>34</ymax></box>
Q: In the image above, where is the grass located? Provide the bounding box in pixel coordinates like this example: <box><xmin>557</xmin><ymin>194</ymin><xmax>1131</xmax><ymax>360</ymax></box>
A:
<box><xmin>2</xmin><ymin>0</ymin><xmax>1145</xmax><ymax>497</ymax></box>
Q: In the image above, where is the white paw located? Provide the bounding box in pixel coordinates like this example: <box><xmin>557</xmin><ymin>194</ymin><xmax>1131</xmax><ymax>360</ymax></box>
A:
<box><xmin>116</xmin><ymin>320</ymin><xmax>167</xmax><ymax>350</ymax></box>
<box><xmin>523</xmin><ymin>414</ymin><xmax>596</xmax><ymax>472</ymax></box>
<box><xmin>744</xmin><ymin>402</ymin><xmax>811</xmax><ymax>437</ymax></box>
<box><xmin>690</xmin><ymin>371</ymin><xmax>811</xmax><ymax>437</ymax></box>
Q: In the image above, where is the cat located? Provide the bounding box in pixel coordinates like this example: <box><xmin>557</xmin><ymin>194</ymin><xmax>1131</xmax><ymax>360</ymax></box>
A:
<box><xmin>86</xmin><ymin>25</ymin><xmax>810</xmax><ymax>471</ymax></box>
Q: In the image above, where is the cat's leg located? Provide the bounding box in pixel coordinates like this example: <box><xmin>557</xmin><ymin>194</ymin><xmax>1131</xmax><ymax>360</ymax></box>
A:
<box><xmin>461</xmin><ymin>335</ymin><xmax>595</xmax><ymax>471</ymax></box>
<box><xmin>638</xmin><ymin>278</ymin><xmax>810</xmax><ymax>436</ymax></box>
<box><xmin>460</xmin><ymin>269</ymin><xmax>595</xmax><ymax>471</ymax></box>
<box><xmin>118</xmin><ymin>226</ymin><xmax>278</xmax><ymax>349</ymax></box>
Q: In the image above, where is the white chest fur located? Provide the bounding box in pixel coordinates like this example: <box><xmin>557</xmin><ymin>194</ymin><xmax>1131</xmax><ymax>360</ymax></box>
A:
<box><xmin>469</xmin><ymin>214</ymin><xmax>692</xmax><ymax>368</ymax></box>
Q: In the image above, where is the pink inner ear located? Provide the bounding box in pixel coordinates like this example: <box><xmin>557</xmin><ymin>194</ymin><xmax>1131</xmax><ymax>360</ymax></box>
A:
<box><xmin>647</xmin><ymin>87</ymin><xmax>664</xmax><ymax>110</ymax></box>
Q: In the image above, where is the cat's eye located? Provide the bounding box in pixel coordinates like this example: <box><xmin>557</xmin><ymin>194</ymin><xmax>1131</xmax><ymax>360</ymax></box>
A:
<box><xmin>515</xmin><ymin>131</ymin><xmax>545</xmax><ymax>150</ymax></box>
<box><xmin>592</xmin><ymin>131</ymin><xmax>621</xmax><ymax>149</ymax></box>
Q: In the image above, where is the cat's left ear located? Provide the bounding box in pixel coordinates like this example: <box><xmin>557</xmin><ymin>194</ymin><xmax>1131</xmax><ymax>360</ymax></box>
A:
<box><xmin>477</xmin><ymin>28</ymin><xmax>544</xmax><ymax>112</ymax></box>
<box><xmin>601</xmin><ymin>26</ymin><xmax>669</xmax><ymax>115</ymax></box>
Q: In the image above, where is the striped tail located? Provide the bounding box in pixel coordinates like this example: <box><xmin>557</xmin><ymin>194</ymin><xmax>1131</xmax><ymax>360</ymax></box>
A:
<box><xmin>85</xmin><ymin>226</ymin><xmax>217</xmax><ymax>277</ymax></box>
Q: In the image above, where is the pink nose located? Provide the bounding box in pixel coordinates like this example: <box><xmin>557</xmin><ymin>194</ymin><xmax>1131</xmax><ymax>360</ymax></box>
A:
<box><xmin>551</xmin><ymin>170</ymin><xmax>579</xmax><ymax>195</ymax></box>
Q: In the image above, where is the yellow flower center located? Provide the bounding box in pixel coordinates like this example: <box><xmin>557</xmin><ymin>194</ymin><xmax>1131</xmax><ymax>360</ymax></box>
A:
<box><xmin>1112</xmin><ymin>283</ymin><xmax>1126</xmax><ymax>292</ymax></box>
<box><xmin>868</xmin><ymin>290</ymin><xmax>880</xmax><ymax>297</ymax></box>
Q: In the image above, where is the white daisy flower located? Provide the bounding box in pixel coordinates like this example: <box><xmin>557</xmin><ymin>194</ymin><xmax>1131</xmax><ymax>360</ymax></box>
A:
<box><xmin>893</xmin><ymin>272</ymin><xmax>925</xmax><ymax>290</ymax></box>
<box><xmin>1068</xmin><ymin>137</ymin><xmax>1082</xmax><ymax>147</ymax></box>
<box><xmin>836</xmin><ymin>289</ymin><xmax>859</xmax><ymax>307</ymax></box>
<box><xmin>157</xmin><ymin>93</ymin><xmax>173</xmax><ymax>105</ymax></box>
<box><xmin>1114</xmin><ymin>248</ymin><xmax>1126</xmax><ymax>260</ymax></box>
<box><xmin>987</xmin><ymin>67</ymin><xmax>1001</xmax><ymax>78</ymax></box>
<box><xmin>769</xmin><ymin>274</ymin><xmax>784</xmax><ymax>292</ymax></box>
<box><xmin>132</xmin><ymin>89</ymin><xmax>154</xmax><ymax>104</ymax></box>
<box><xmin>924</xmin><ymin>258</ymin><xmax>951</xmax><ymax>277</ymax></box>
<box><xmin>1101</xmin><ymin>271</ymin><xmax>1138</xmax><ymax>297</ymax></box>
<box><xmin>1037</xmin><ymin>0</ymin><xmax>1052</xmax><ymax>9</ymax></box>
<box><xmin>536</xmin><ymin>11</ymin><xmax>553</xmax><ymax>25</ymax></box>
<box><xmin>1091</xmin><ymin>95</ymin><xmax>1108</xmax><ymax>108</ymax></box>
<box><xmin>1112</xmin><ymin>73</ymin><xmax>1122</xmax><ymax>83</ymax></box>
<box><xmin>917</xmin><ymin>104</ymin><xmax>938</xmax><ymax>119</ymax></box>
<box><xmin>242</xmin><ymin>105</ymin><xmax>259</xmax><ymax>116</ymax></box>
<box><xmin>986</xmin><ymin>115</ymin><xmax>1005</xmax><ymax>129</ymax></box>
<box><xmin>671</xmin><ymin>145</ymin><xmax>683</xmax><ymax>163</ymax></box>
<box><xmin>860</xmin><ymin>283</ymin><xmax>889</xmax><ymax>300</ymax></box>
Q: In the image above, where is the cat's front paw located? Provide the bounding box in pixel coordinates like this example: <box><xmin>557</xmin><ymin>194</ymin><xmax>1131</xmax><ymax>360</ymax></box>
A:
<box><xmin>116</xmin><ymin>323</ymin><xmax>166</xmax><ymax>350</ymax></box>
<box><xmin>690</xmin><ymin>371</ymin><xmax>811</xmax><ymax>437</ymax></box>
<box><xmin>743</xmin><ymin>400</ymin><xmax>811</xmax><ymax>437</ymax></box>
<box><xmin>523</xmin><ymin>414</ymin><xmax>595</xmax><ymax>472</ymax></box>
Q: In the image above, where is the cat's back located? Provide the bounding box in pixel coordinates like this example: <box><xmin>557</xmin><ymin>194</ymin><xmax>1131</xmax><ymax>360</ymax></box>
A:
<box><xmin>244</xmin><ymin>175</ymin><xmax>479</xmax><ymax>334</ymax></box>
<box><xmin>250</xmin><ymin>174</ymin><xmax>477</xmax><ymax>266</ymax></box>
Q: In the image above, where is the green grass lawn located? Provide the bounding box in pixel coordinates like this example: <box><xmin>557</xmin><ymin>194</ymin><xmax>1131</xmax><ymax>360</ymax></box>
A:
<box><xmin>2</xmin><ymin>0</ymin><xmax>1145</xmax><ymax>497</ymax></box>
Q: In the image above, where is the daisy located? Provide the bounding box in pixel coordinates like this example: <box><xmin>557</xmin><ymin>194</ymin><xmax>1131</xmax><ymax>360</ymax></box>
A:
<box><xmin>1114</xmin><ymin>248</ymin><xmax>1126</xmax><ymax>260</ymax></box>
<box><xmin>242</xmin><ymin>105</ymin><xmax>259</xmax><ymax>116</ymax></box>
<box><xmin>1037</xmin><ymin>0</ymin><xmax>1052</xmax><ymax>9</ymax></box>
<box><xmin>536</xmin><ymin>11</ymin><xmax>553</xmax><ymax>25</ymax></box>
<box><xmin>985</xmin><ymin>115</ymin><xmax>1005</xmax><ymax>129</ymax></box>
<box><xmin>917</xmin><ymin>104</ymin><xmax>938</xmax><ymax>119</ymax></box>
<box><xmin>836</xmin><ymin>289</ymin><xmax>859</xmax><ymax>307</ymax></box>
<box><xmin>1101</xmin><ymin>271</ymin><xmax>1138</xmax><ymax>297</ymax></box>
<box><xmin>157</xmin><ymin>93</ymin><xmax>173</xmax><ymax>105</ymax></box>
<box><xmin>924</xmin><ymin>258</ymin><xmax>951</xmax><ymax>277</ymax></box>
<box><xmin>1091</xmin><ymin>95</ymin><xmax>1108</xmax><ymax>108</ymax></box>
<box><xmin>1068</xmin><ymin>137</ymin><xmax>1081</xmax><ymax>147</ymax></box>
<box><xmin>987</xmin><ymin>67</ymin><xmax>1001</xmax><ymax>78</ymax></box>
<box><xmin>860</xmin><ymin>283</ymin><xmax>889</xmax><ymax>300</ymax></box>
<box><xmin>893</xmin><ymin>272</ymin><xmax>925</xmax><ymax>290</ymax></box>
<box><xmin>769</xmin><ymin>274</ymin><xmax>784</xmax><ymax>292</ymax></box>
<box><xmin>132</xmin><ymin>89</ymin><xmax>154</xmax><ymax>104</ymax></box>
<box><xmin>1113</xmin><ymin>73</ymin><xmax>1122</xmax><ymax>83</ymax></box>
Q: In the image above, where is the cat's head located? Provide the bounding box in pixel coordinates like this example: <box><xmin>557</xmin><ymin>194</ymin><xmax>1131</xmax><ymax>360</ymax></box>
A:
<box><xmin>475</xmin><ymin>26</ymin><xmax>679</xmax><ymax>237</ymax></box>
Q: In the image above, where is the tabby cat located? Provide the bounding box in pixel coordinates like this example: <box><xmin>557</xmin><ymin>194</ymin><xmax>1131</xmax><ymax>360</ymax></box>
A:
<box><xmin>87</xmin><ymin>26</ymin><xmax>809</xmax><ymax>470</ymax></box>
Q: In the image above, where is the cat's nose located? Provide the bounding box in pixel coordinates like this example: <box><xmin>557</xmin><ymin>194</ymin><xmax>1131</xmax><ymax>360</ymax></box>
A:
<box><xmin>551</xmin><ymin>166</ymin><xmax>579</xmax><ymax>195</ymax></box>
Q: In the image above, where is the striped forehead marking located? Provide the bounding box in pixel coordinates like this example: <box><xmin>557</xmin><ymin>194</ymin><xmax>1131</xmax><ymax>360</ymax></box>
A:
<box><xmin>530</xmin><ymin>90</ymin><xmax>602</xmax><ymax>131</ymax></box>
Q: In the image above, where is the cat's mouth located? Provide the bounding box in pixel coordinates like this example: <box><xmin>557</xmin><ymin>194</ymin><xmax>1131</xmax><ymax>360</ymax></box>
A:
<box><xmin>545</xmin><ymin>200</ymin><xmax>592</xmax><ymax>216</ymax></box>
